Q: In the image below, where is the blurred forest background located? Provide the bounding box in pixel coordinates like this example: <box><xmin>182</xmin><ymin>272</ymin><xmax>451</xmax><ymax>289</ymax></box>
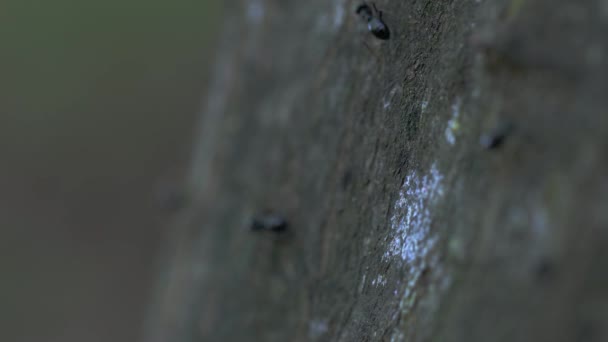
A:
<box><xmin>1</xmin><ymin>1</ymin><xmax>220</xmax><ymax>341</ymax></box>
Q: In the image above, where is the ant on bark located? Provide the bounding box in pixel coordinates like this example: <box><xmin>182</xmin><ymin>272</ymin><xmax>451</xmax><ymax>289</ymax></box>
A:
<box><xmin>356</xmin><ymin>2</ymin><xmax>390</xmax><ymax>40</ymax></box>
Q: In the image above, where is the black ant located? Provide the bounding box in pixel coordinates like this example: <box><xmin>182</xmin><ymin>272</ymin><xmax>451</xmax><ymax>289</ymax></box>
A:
<box><xmin>249</xmin><ymin>212</ymin><xmax>288</xmax><ymax>233</ymax></box>
<box><xmin>356</xmin><ymin>2</ymin><xmax>390</xmax><ymax>40</ymax></box>
<box><xmin>480</xmin><ymin>121</ymin><xmax>514</xmax><ymax>150</ymax></box>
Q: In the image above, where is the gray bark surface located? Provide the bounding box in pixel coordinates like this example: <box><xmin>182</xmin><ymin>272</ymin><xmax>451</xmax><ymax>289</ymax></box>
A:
<box><xmin>146</xmin><ymin>0</ymin><xmax>608</xmax><ymax>341</ymax></box>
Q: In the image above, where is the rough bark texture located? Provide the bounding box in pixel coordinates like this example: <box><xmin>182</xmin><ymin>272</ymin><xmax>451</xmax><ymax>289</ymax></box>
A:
<box><xmin>145</xmin><ymin>0</ymin><xmax>608</xmax><ymax>341</ymax></box>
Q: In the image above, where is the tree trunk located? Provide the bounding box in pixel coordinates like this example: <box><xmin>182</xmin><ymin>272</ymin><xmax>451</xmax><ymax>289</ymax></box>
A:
<box><xmin>145</xmin><ymin>0</ymin><xmax>608</xmax><ymax>341</ymax></box>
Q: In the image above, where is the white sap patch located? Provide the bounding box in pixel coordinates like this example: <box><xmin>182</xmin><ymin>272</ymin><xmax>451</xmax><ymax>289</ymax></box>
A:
<box><xmin>390</xmin><ymin>330</ymin><xmax>405</xmax><ymax>342</ymax></box>
<box><xmin>444</xmin><ymin>98</ymin><xmax>461</xmax><ymax>145</ymax></box>
<box><xmin>384</xmin><ymin>163</ymin><xmax>444</xmax><ymax>264</ymax></box>
<box><xmin>371</xmin><ymin>274</ymin><xmax>387</xmax><ymax>287</ymax></box>
<box><xmin>420</xmin><ymin>100</ymin><xmax>429</xmax><ymax>114</ymax></box>
<box><xmin>383</xmin><ymin>85</ymin><xmax>401</xmax><ymax>110</ymax></box>
<box><xmin>382</xmin><ymin>164</ymin><xmax>450</xmax><ymax>341</ymax></box>
<box><xmin>359</xmin><ymin>272</ymin><xmax>367</xmax><ymax>294</ymax></box>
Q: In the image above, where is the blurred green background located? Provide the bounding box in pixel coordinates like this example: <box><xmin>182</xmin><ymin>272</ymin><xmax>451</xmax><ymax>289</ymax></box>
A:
<box><xmin>1</xmin><ymin>1</ymin><xmax>220</xmax><ymax>341</ymax></box>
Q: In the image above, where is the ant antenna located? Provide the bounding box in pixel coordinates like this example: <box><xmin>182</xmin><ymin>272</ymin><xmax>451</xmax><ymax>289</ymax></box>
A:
<box><xmin>372</xmin><ymin>2</ymin><xmax>379</xmax><ymax>14</ymax></box>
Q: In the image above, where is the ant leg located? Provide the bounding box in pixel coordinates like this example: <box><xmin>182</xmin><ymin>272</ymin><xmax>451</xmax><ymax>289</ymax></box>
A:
<box><xmin>372</xmin><ymin>3</ymin><xmax>384</xmax><ymax>20</ymax></box>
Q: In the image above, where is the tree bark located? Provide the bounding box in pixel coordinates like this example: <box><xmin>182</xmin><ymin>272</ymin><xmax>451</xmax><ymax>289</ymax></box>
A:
<box><xmin>145</xmin><ymin>0</ymin><xmax>608</xmax><ymax>341</ymax></box>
